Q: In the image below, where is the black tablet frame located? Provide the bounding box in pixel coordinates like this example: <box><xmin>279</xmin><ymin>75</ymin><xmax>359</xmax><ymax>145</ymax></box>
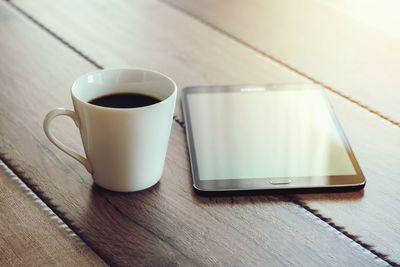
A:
<box><xmin>181</xmin><ymin>84</ymin><xmax>365</xmax><ymax>192</ymax></box>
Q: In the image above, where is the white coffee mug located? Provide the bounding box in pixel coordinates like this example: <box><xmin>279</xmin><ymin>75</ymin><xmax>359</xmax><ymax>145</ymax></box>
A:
<box><xmin>43</xmin><ymin>68</ymin><xmax>177</xmax><ymax>192</ymax></box>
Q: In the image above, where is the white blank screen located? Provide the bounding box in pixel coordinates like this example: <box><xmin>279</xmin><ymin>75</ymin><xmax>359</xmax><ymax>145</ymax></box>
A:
<box><xmin>187</xmin><ymin>89</ymin><xmax>356</xmax><ymax>180</ymax></box>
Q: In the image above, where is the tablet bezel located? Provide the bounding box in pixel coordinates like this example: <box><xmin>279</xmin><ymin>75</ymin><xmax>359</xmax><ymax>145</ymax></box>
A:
<box><xmin>181</xmin><ymin>84</ymin><xmax>365</xmax><ymax>192</ymax></box>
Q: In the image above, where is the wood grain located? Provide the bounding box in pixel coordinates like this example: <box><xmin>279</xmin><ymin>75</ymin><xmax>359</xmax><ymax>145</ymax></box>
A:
<box><xmin>164</xmin><ymin>0</ymin><xmax>400</xmax><ymax>124</ymax></box>
<box><xmin>0</xmin><ymin>162</ymin><xmax>105</xmax><ymax>266</ymax></box>
<box><xmin>9</xmin><ymin>0</ymin><xmax>400</xmax><ymax>264</ymax></box>
<box><xmin>0</xmin><ymin>1</ymin><xmax>384</xmax><ymax>266</ymax></box>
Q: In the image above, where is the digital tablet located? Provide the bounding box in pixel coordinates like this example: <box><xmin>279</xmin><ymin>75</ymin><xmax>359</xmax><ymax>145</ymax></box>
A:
<box><xmin>181</xmin><ymin>84</ymin><xmax>365</xmax><ymax>192</ymax></box>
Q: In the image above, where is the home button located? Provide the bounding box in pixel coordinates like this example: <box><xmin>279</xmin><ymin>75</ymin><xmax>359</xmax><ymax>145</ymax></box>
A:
<box><xmin>269</xmin><ymin>178</ymin><xmax>292</xmax><ymax>185</ymax></box>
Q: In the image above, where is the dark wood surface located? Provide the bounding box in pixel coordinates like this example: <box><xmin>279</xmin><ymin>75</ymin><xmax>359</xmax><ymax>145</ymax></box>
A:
<box><xmin>0</xmin><ymin>4</ymin><xmax>381</xmax><ymax>265</ymax></box>
<box><xmin>0</xmin><ymin>163</ymin><xmax>105</xmax><ymax>266</ymax></box>
<box><xmin>0</xmin><ymin>0</ymin><xmax>398</xmax><ymax>265</ymax></box>
<box><xmin>10</xmin><ymin>0</ymin><xmax>400</xmax><ymax>264</ymax></box>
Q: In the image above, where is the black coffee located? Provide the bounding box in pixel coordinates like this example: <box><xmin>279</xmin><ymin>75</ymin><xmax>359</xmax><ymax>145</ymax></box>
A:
<box><xmin>89</xmin><ymin>93</ymin><xmax>161</xmax><ymax>108</ymax></box>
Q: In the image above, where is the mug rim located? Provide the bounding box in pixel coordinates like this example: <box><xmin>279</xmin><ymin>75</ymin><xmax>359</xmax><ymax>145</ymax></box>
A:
<box><xmin>71</xmin><ymin>68</ymin><xmax>177</xmax><ymax>112</ymax></box>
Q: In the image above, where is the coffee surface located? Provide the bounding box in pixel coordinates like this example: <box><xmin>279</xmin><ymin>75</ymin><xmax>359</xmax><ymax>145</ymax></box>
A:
<box><xmin>89</xmin><ymin>93</ymin><xmax>161</xmax><ymax>108</ymax></box>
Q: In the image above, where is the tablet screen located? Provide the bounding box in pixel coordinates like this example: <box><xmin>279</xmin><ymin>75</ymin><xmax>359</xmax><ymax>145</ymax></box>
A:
<box><xmin>186</xmin><ymin>87</ymin><xmax>357</xmax><ymax>181</ymax></box>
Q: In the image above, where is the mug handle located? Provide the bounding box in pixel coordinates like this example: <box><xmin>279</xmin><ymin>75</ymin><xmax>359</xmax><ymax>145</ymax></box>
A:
<box><xmin>43</xmin><ymin>108</ymin><xmax>93</xmax><ymax>173</ymax></box>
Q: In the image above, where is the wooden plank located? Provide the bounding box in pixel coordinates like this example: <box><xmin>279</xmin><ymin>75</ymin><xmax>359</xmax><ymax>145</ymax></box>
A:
<box><xmin>0</xmin><ymin>162</ymin><xmax>105</xmax><ymax>266</ymax></box>
<box><xmin>162</xmin><ymin>0</ymin><xmax>400</xmax><ymax>124</ymax></box>
<box><xmin>0</xmin><ymin>1</ymin><xmax>383</xmax><ymax>266</ymax></box>
<box><xmin>10</xmin><ymin>0</ymin><xmax>400</xmax><ymax>264</ymax></box>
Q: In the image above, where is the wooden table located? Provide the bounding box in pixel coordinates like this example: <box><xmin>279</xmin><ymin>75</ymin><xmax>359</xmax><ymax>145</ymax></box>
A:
<box><xmin>0</xmin><ymin>0</ymin><xmax>399</xmax><ymax>265</ymax></box>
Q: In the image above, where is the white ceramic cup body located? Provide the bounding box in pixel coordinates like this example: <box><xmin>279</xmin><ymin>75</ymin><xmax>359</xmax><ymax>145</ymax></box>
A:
<box><xmin>44</xmin><ymin>68</ymin><xmax>177</xmax><ymax>192</ymax></box>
